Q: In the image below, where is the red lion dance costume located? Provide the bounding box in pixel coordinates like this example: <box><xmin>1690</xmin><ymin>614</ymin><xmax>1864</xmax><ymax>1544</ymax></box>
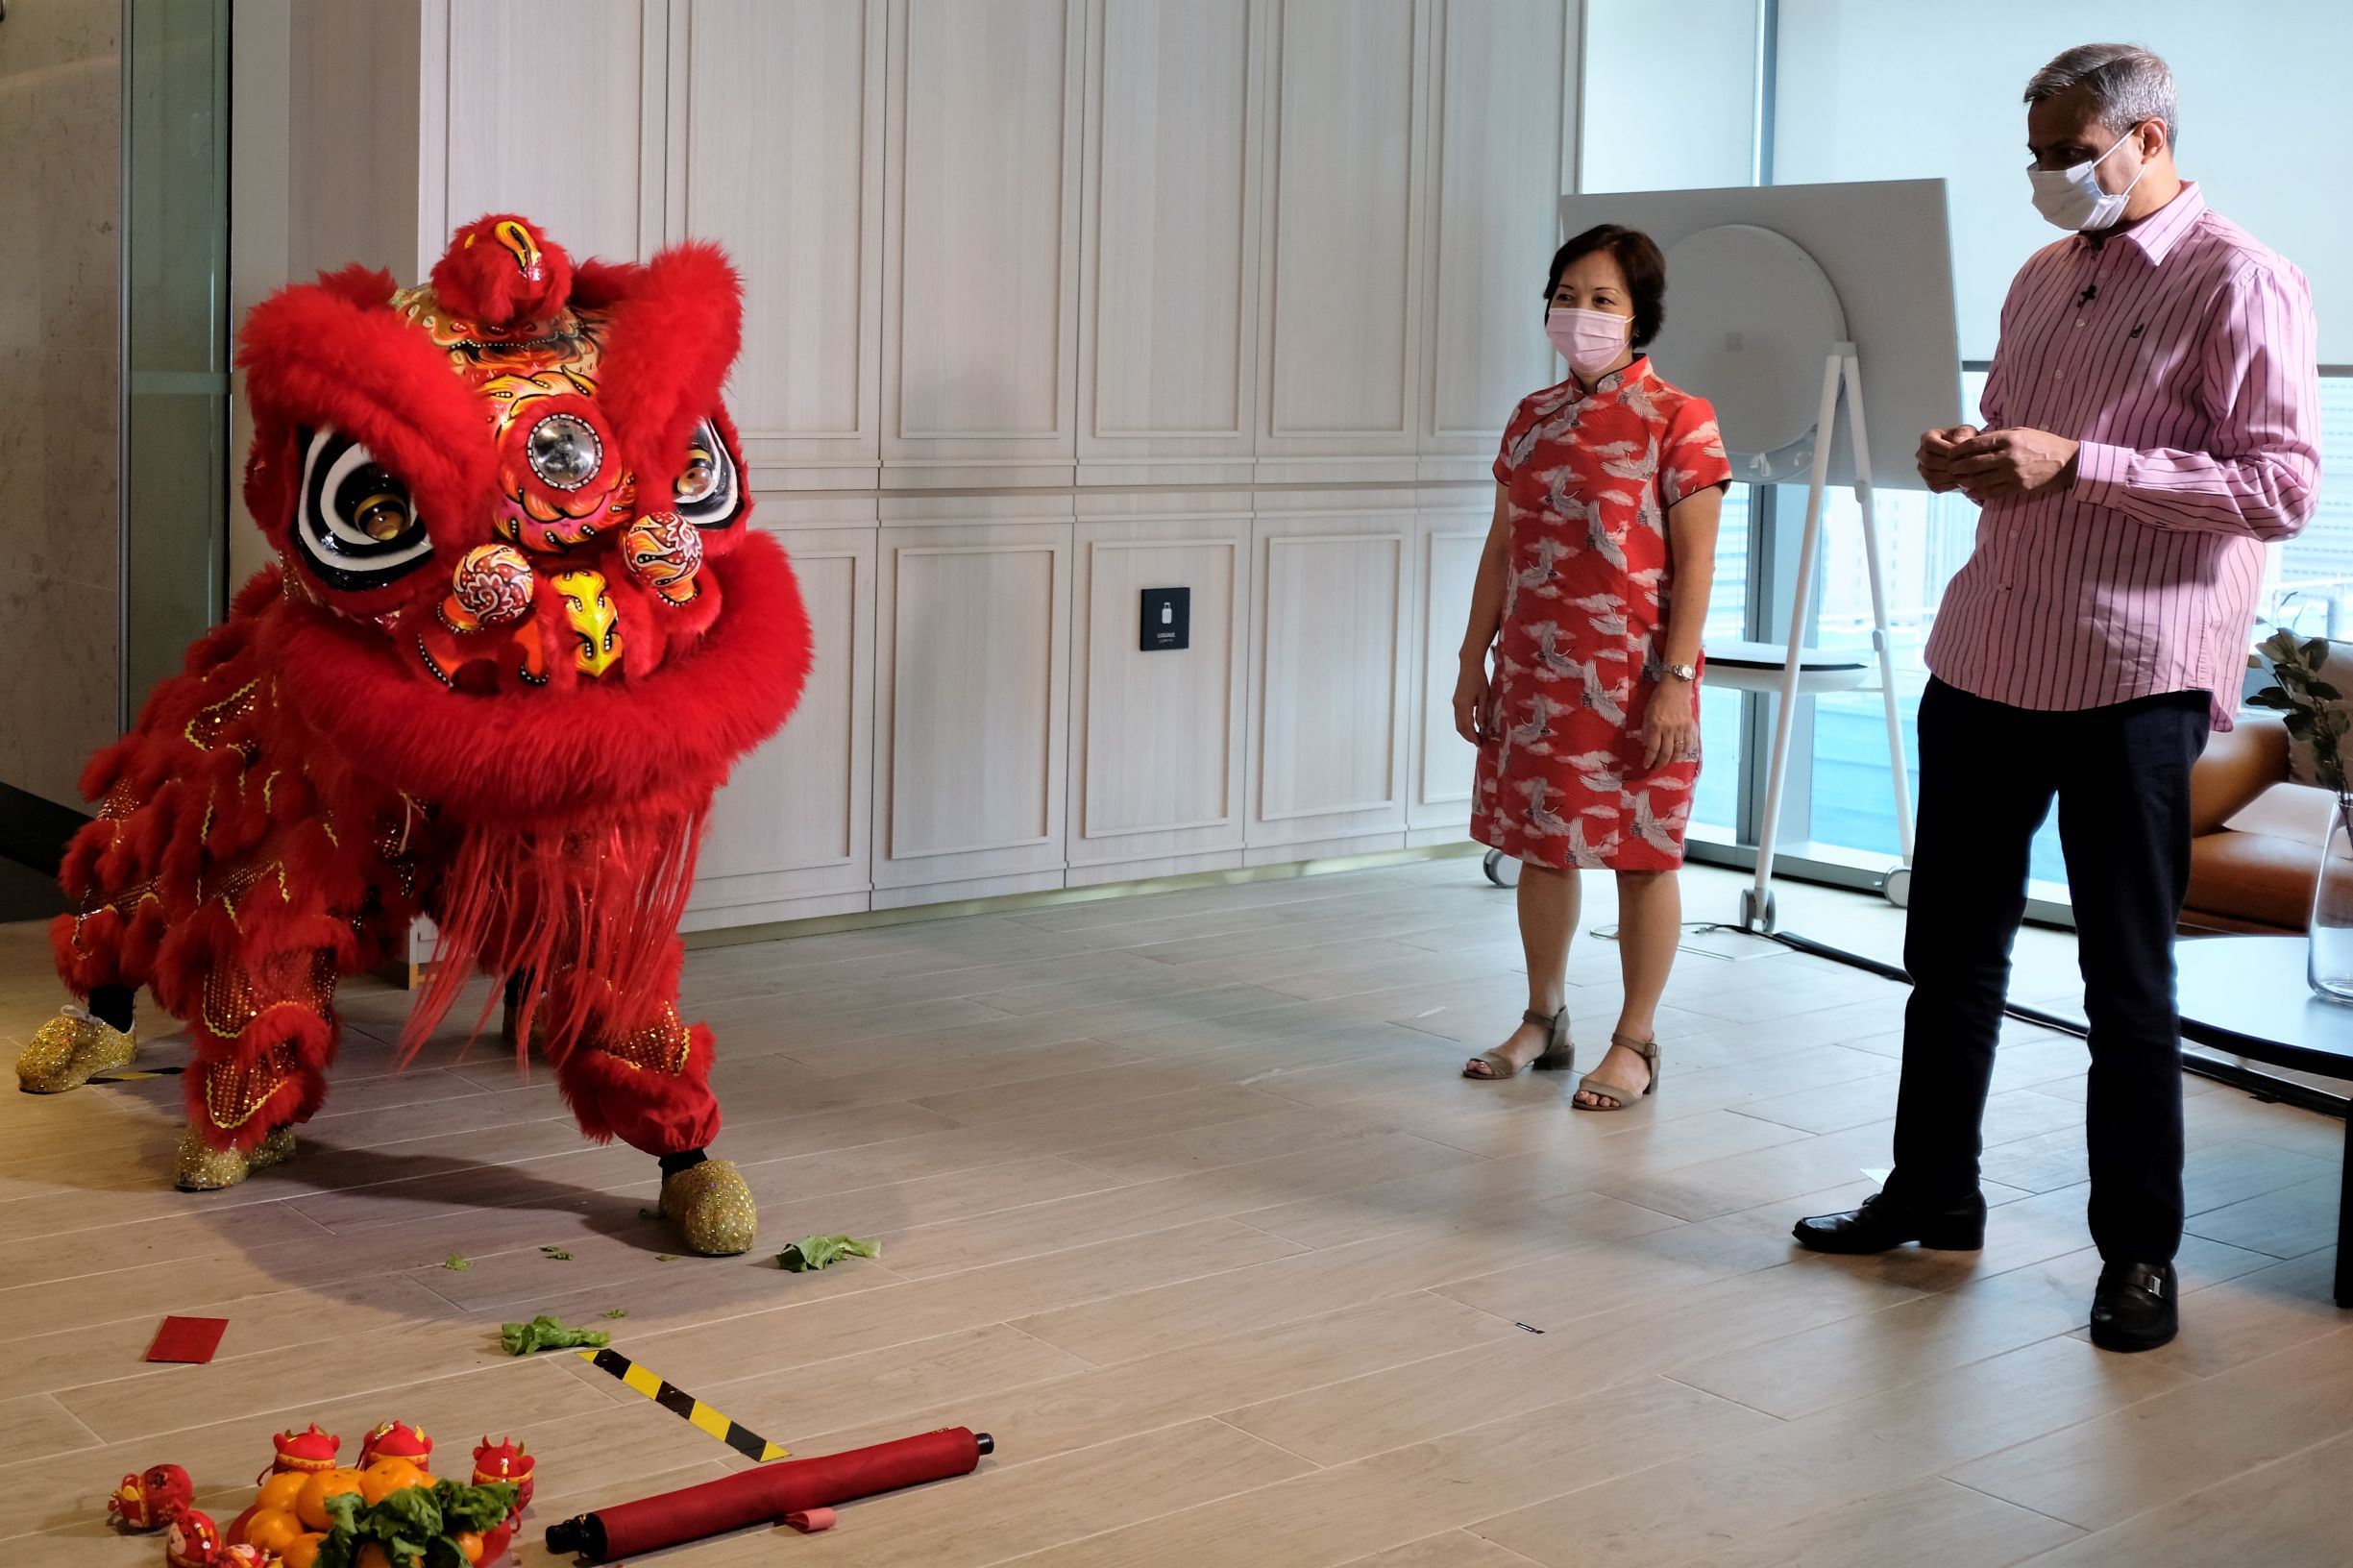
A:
<box><xmin>14</xmin><ymin>215</ymin><xmax>810</xmax><ymax>1255</ymax></box>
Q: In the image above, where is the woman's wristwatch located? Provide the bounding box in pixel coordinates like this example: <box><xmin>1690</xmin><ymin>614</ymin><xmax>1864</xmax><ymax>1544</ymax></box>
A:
<box><xmin>1664</xmin><ymin>661</ymin><xmax>1699</xmax><ymax>683</ymax></box>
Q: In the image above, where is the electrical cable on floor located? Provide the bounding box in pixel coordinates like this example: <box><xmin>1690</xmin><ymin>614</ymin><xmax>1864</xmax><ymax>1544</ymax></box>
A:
<box><xmin>1584</xmin><ymin>921</ymin><xmax>1746</xmax><ymax>943</ymax></box>
<box><xmin>1495</xmin><ymin>864</ymin><xmax>2343</xmax><ymax>1117</ymax></box>
<box><xmin>1762</xmin><ymin>926</ymin><xmax>2348</xmax><ymax>1121</ymax></box>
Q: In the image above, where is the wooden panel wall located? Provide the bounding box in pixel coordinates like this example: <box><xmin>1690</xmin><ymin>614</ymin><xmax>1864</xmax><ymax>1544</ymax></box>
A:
<box><xmin>324</xmin><ymin>0</ymin><xmax>1578</xmax><ymax>915</ymax></box>
<box><xmin>668</xmin><ymin>0</ymin><xmax>885</xmax><ymax>489</ymax></box>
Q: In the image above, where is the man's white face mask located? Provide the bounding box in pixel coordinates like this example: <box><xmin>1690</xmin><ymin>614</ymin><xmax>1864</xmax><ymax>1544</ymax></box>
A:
<box><xmin>2028</xmin><ymin>125</ymin><xmax>2149</xmax><ymax>233</ymax></box>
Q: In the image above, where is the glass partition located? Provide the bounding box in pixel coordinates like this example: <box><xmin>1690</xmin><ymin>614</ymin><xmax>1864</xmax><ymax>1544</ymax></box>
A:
<box><xmin>121</xmin><ymin>0</ymin><xmax>231</xmax><ymax>722</ymax></box>
<box><xmin>1576</xmin><ymin>0</ymin><xmax>2352</xmax><ymax>908</ymax></box>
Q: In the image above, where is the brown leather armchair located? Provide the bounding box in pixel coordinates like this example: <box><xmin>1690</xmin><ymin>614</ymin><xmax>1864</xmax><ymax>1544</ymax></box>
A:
<box><xmin>2183</xmin><ymin>713</ymin><xmax>2329</xmax><ymax>934</ymax></box>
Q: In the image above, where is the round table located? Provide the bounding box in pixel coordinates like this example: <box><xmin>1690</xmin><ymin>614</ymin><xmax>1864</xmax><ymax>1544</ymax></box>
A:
<box><xmin>2174</xmin><ymin>936</ymin><xmax>2353</xmax><ymax>1305</ymax></box>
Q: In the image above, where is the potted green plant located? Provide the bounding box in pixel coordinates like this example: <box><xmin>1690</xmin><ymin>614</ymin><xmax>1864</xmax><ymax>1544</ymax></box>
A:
<box><xmin>2249</xmin><ymin>628</ymin><xmax>2353</xmax><ymax>1001</ymax></box>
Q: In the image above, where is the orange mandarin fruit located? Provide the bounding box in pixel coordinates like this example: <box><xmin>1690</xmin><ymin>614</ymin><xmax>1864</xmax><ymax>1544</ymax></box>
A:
<box><xmin>243</xmin><ymin>1507</ymin><xmax>306</xmax><ymax>1556</ymax></box>
<box><xmin>295</xmin><ymin>1467</ymin><xmax>367</xmax><ymax>1531</ymax></box>
<box><xmin>358</xmin><ymin>1457</ymin><xmax>429</xmax><ymax>1505</ymax></box>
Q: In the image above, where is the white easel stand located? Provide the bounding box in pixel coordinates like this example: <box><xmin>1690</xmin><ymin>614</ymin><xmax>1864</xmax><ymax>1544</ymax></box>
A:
<box><xmin>1737</xmin><ymin>341</ymin><xmax>1915</xmax><ymax>934</ymax></box>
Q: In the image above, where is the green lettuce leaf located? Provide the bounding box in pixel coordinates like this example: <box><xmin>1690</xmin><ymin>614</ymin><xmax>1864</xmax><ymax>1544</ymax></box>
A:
<box><xmin>435</xmin><ymin>1478</ymin><xmax>520</xmax><ymax>1534</ymax></box>
<box><xmin>361</xmin><ymin>1482</ymin><xmax>443</xmax><ymax>1562</ymax></box>
<box><xmin>316</xmin><ymin>1492</ymin><xmax>366</xmax><ymax>1568</ymax></box>
<box><xmin>499</xmin><ymin>1313</ymin><xmax>611</xmax><ymax>1355</ymax></box>
<box><xmin>776</xmin><ymin>1234</ymin><xmax>880</xmax><ymax>1272</ymax></box>
<box><xmin>311</xmin><ymin>1478</ymin><xmax>520</xmax><ymax>1568</ymax></box>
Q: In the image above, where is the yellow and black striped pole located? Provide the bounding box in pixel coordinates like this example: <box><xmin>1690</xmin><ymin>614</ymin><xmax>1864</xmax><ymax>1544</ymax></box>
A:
<box><xmin>577</xmin><ymin>1347</ymin><xmax>789</xmax><ymax>1462</ymax></box>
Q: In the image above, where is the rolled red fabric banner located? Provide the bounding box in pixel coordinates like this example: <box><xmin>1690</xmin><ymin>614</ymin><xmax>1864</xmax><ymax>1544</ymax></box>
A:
<box><xmin>547</xmin><ymin>1428</ymin><xmax>984</xmax><ymax>1561</ymax></box>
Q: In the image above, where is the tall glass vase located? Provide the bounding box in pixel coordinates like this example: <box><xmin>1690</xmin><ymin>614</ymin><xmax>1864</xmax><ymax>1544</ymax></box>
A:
<box><xmin>2309</xmin><ymin>794</ymin><xmax>2353</xmax><ymax>1003</ymax></box>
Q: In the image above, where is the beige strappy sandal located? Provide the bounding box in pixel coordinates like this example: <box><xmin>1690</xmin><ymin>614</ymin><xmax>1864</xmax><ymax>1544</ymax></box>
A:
<box><xmin>1573</xmin><ymin>1032</ymin><xmax>1659</xmax><ymax>1110</ymax></box>
<box><xmin>1463</xmin><ymin>1007</ymin><xmax>1575</xmax><ymax>1080</ymax></box>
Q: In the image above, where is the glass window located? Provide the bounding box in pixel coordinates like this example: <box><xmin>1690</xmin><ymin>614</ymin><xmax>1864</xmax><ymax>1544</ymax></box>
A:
<box><xmin>1584</xmin><ymin>2</ymin><xmax>2350</xmax><ymax>902</ymax></box>
<box><xmin>125</xmin><ymin>0</ymin><xmax>233</xmax><ymax>718</ymax></box>
<box><xmin>1773</xmin><ymin>0</ymin><xmax>2353</xmax><ymax>362</ymax></box>
<box><xmin>1581</xmin><ymin>0</ymin><xmax>1759</xmax><ymax>194</ymax></box>
<box><xmin>1793</xmin><ymin>373</ymin><xmax>2353</xmax><ymax>893</ymax></box>
<box><xmin>2266</xmin><ymin>377</ymin><xmax>2353</xmax><ymax>641</ymax></box>
<box><xmin>1792</xmin><ymin>375</ymin><xmax>2066</xmax><ymax>886</ymax></box>
<box><xmin>1691</xmin><ymin>485</ymin><xmax>1751</xmax><ymax>839</ymax></box>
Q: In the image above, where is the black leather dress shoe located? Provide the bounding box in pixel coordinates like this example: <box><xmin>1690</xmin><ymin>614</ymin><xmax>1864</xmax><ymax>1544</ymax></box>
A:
<box><xmin>1791</xmin><ymin>1191</ymin><xmax>1987</xmax><ymax>1255</ymax></box>
<box><xmin>2089</xmin><ymin>1261</ymin><xmax>2178</xmax><ymax>1352</ymax></box>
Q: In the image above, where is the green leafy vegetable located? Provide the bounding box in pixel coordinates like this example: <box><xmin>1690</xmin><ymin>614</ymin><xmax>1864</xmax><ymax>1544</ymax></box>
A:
<box><xmin>437</xmin><ymin>1478</ymin><xmax>520</xmax><ymax>1534</ymax></box>
<box><xmin>320</xmin><ymin>1489</ymin><xmax>365</xmax><ymax>1537</ymax></box>
<box><xmin>355</xmin><ymin>1482</ymin><xmax>440</xmax><ymax>1565</ymax></box>
<box><xmin>776</xmin><ymin>1234</ymin><xmax>880</xmax><ymax>1272</ymax></box>
<box><xmin>540</xmin><ymin>1245</ymin><xmax>574</xmax><ymax>1261</ymax></box>
<box><xmin>655</xmin><ymin>1253</ymin><xmax>678</xmax><ymax>1262</ymax></box>
<box><xmin>313</xmin><ymin>1478</ymin><xmax>519</xmax><ymax>1568</ymax></box>
<box><xmin>441</xmin><ymin>1253</ymin><xmax>471</xmax><ymax>1271</ymax></box>
<box><xmin>499</xmin><ymin>1313</ymin><xmax>611</xmax><ymax>1355</ymax></box>
<box><xmin>601</xmin><ymin>1307</ymin><xmax>628</xmax><ymax>1319</ymax></box>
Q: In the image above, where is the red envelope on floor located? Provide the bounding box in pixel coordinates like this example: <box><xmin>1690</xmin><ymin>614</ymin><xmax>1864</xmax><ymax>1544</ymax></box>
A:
<box><xmin>145</xmin><ymin>1315</ymin><xmax>229</xmax><ymax>1363</ymax></box>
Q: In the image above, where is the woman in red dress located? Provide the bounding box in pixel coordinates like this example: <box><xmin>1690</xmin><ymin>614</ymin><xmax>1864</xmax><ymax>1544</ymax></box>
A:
<box><xmin>1455</xmin><ymin>225</ymin><xmax>1730</xmax><ymax>1108</ymax></box>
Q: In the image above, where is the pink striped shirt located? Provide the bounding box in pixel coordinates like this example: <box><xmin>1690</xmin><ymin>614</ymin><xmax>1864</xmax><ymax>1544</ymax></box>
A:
<box><xmin>1924</xmin><ymin>183</ymin><xmax>2321</xmax><ymax>728</ymax></box>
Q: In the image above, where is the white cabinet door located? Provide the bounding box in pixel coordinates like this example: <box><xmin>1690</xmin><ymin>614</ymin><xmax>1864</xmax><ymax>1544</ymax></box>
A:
<box><xmin>668</xmin><ymin>0</ymin><xmax>885</xmax><ymax>490</ymax></box>
<box><xmin>882</xmin><ymin>0</ymin><xmax>1086</xmax><ymax>487</ymax></box>
<box><xmin>1256</xmin><ymin>0</ymin><xmax>1429</xmax><ymax>482</ymax></box>
<box><xmin>1069</xmin><ymin>505</ymin><xmax>1251</xmax><ymax>877</ymax></box>
<box><xmin>1077</xmin><ymin>0</ymin><xmax>1267</xmax><ymax>486</ymax></box>
<box><xmin>430</xmin><ymin>0</ymin><xmax>669</xmax><ymax>265</ymax></box>
<box><xmin>1409</xmin><ymin>500</ymin><xmax>1490</xmax><ymax>835</ymax></box>
<box><xmin>1420</xmin><ymin>0</ymin><xmax>1574</xmax><ymax>476</ymax></box>
<box><xmin>1248</xmin><ymin>496</ymin><xmax>1413</xmax><ymax>850</ymax></box>
<box><xmin>685</xmin><ymin>526</ymin><xmax>876</xmax><ymax>927</ymax></box>
<box><xmin>873</xmin><ymin>520</ymin><xmax>1073</xmax><ymax>901</ymax></box>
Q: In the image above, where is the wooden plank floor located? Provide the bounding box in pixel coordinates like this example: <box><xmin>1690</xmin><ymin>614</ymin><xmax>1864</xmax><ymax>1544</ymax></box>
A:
<box><xmin>1</xmin><ymin>859</ymin><xmax>2346</xmax><ymax>1566</ymax></box>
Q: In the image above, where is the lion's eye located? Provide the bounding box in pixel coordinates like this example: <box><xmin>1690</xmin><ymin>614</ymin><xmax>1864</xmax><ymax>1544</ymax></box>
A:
<box><xmin>674</xmin><ymin>445</ymin><xmax>718</xmax><ymax>503</ymax></box>
<box><xmin>294</xmin><ymin>428</ymin><xmax>433</xmax><ymax>591</ymax></box>
<box><xmin>348</xmin><ymin>480</ymin><xmax>413</xmax><ymax>541</ymax></box>
<box><xmin>673</xmin><ymin>417</ymin><xmax>741</xmax><ymax>529</ymax></box>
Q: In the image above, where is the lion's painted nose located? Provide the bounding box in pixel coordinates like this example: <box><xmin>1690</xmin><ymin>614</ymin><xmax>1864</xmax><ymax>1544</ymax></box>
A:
<box><xmin>553</xmin><ymin>569</ymin><xmax>623</xmax><ymax>677</ymax></box>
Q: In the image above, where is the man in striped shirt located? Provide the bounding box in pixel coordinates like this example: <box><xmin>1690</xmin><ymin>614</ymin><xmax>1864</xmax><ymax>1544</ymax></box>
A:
<box><xmin>1795</xmin><ymin>43</ymin><xmax>2321</xmax><ymax>1352</ymax></box>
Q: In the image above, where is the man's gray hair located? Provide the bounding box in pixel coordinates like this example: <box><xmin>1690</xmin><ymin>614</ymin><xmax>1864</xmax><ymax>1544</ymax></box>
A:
<box><xmin>2024</xmin><ymin>43</ymin><xmax>2177</xmax><ymax>149</ymax></box>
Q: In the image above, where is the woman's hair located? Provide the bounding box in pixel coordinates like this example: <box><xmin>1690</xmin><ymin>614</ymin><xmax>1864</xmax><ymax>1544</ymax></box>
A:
<box><xmin>1543</xmin><ymin>225</ymin><xmax>1667</xmax><ymax>350</ymax></box>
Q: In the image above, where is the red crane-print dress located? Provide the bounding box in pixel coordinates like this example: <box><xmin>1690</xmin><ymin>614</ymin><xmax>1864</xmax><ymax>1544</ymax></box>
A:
<box><xmin>1472</xmin><ymin>356</ymin><xmax>1731</xmax><ymax>871</ymax></box>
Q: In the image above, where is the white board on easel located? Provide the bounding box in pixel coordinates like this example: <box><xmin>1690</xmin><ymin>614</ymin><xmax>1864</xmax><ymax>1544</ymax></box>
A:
<box><xmin>1555</xmin><ymin>179</ymin><xmax>1965</xmax><ymax>930</ymax></box>
<box><xmin>1558</xmin><ymin>178</ymin><xmax>1964</xmax><ymax>491</ymax></box>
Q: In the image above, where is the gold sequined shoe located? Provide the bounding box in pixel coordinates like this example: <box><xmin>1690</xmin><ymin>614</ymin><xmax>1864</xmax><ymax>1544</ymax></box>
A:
<box><xmin>174</xmin><ymin>1123</ymin><xmax>296</xmax><ymax>1191</ymax></box>
<box><xmin>15</xmin><ymin>1004</ymin><xmax>137</xmax><ymax>1093</ymax></box>
<box><xmin>658</xmin><ymin>1158</ymin><xmax>757</xmax><ymax>1256</ymax></box>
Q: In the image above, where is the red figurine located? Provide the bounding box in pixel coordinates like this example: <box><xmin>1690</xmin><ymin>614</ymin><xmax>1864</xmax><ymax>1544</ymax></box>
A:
<box><xmin>472</xmin><ymin>1435</ymin><xmax>535</xmax><ymax>1513</ymax></box>
<box><xmin>471</xmin><ymin>1435</ymin><xmax>535</xmax><ymax>1564</ymax></box>
<box><xmin>360</xmin><ymin>1419</ymin><xmax>433</xmax><ymax>1472</ymax></box>
<box><xmin>259</xmin><ymin>1423</ymin><xmax>343</xmax><ymax>1482</ymax></box>
<box><xmin>108</xmin><ymin>1464</ymin><xmax>193</xmax><ymax>1531</ymax></box>
<box><xmin>162</xmin><ymin>1509</ymin><xmax>220</xmax><ymax>1568</ymax></box>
